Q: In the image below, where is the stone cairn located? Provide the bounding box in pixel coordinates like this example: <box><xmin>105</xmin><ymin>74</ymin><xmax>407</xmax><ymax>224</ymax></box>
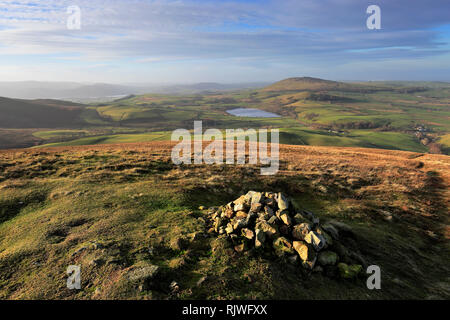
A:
<box><xmin>208</xmin><ymin>191</ymin><xmax>364</xmax><ymax>279</ymax></box>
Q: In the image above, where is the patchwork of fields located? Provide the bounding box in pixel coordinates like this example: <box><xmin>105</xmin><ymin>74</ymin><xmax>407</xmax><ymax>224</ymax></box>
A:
<box><xmin>1</xmin><ymin>78</ymin><xmax>449</xmax><ymax>154</ymax></box>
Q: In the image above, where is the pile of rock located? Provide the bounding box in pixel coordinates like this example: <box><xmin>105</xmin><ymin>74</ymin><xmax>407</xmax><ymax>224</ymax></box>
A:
<box><xmin>209</xmin><ymin>191</ymin><xmax>364</xmax><ymax>278</ymax></box>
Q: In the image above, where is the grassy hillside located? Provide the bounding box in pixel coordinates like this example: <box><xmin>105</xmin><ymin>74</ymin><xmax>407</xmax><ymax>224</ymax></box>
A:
<box><xmin>0</xmin><ymin>97</ymin><xmax>84</xmax><ymax>128</ymax></box>
<box><xmin>262</xmin><ymin>77</ymin><xmax>364</xmax><ymax>92</ymax></box>
<box><xmin>0</xmin><ymin>142</ymin><xmax>448</xmax><ymax>299</ymax></box>
<box><xmin>438</xmin><ymin>134</ymin><xmax>450</xmax><ymax>154</ymax></box>
<box><xmin>37</xmin><ymin>131</ymin><xmax>173</xmax><ymax>148</ymax></box>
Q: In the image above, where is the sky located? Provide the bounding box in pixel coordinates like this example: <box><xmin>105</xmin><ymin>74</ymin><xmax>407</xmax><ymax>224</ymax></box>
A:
<box><xmin>1</xmin><ymin>0</ymin><xmax>450</xmax><ymax>83</ymax></box>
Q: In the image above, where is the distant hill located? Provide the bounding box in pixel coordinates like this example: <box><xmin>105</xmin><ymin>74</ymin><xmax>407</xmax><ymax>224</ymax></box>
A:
<box><xmin>0</xmin><ymin>81</ymin><xmax>82</xmax><ymax>100</ymax></box>
<box><xmin>0</xmin><ymin>81</ymin><xmax>269</xmax><ymax>101</ymax></box>
<box><xmin>151</xmin><ymin>82</ymin><xmax>269</xmax><ymax>94</ymax></box>
<box><xmin>262</xmin><ymin>77</ymin><xmax>435</xmax><ymax>94</ymax></box>
<box><xmin>0</xmin><ymin>82</ymin><xmax>138</xmax><ymax>101</ymax></box>
<box><xmin>2</xmin><ymin>79</ymin><xmax>446</xmax><ymax>100</ymax></box>
<box><xmin>359</xmin><ymin>80</ymin><xmax>450</xmax><ymax>88</ymax></box>
<box><xmin>62</xmin><ymin>83</ymin><xmax>136</xmax><ymax>100</ymax></box>
<box><xmin>262</xmin><ymin>77</ymin><xmax>352</xmax><ymax>92</ymax></box>
<box><xmin>0</xmin><ymin>97</ymin><xmax>85</xmax><ymax>128</ymax></box>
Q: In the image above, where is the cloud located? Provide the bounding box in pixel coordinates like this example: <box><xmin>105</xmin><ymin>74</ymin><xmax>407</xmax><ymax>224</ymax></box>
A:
<box><xmin>0</xmin><ymin>0</ymin><xmax>449</xmax><ymax>81</ymax></box>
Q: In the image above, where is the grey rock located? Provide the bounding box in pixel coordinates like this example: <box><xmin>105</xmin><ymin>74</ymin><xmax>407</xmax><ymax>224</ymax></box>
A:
<box><xmin>250</xmin><ymin>202</ymin><xmax>263</xmax><ymax>213</ymax></box>
<box><xmin>233</xmin><ymin>195</ymin><xmax>250</xmax><ymax>211</ymax></box>
<box><xmin>316</xmin><ymin>228</ymin><xmax>333</xmax><ymax>247</ymax></box>
<box><xmin>170</xmin><ymin>281</ymin><xmax>180</xmax><ymax>293</ymax></box>
<box><xmin>265</xmin><ymin>206</ymin><xmax>274</xmax><ymax>217</ymax></box>
<box><xmin>245</xmin><ymin>210</ymin><xmax>258</xmax><ymax>224</ymax></box>
<box><xmin>304</xmin><ymin>231</ymin><xmax>326</xmax><ymax>251</ymax></box>
<box><xmin>258</xmin><ymin>211</ymin><xmax>270</xmax><ymax>221</ymax></box>
<box><xmin>207</xmin><ymin>207</ymin><xmax>217</xmax><ymax>215</ymax></box>
<box><xmin>234</xmin><ymin>203</ymin><xmax>246</xmax><ymax>212</ymax></box>
<box><xmin>255</xmin><ymin>220</ymin><xmax>278</xmax><ymax>238</ymax></box>
<box><xmin>255</xmin><ymin>229</ymin><xmax>266</xmax><ymax>248</ymax></box>
<box><xmin>277</xmin><ymin>192</ymin><xmax>289</xmax><ymax>211</ymax></box>
<box><xmin>265</xmin><ymin>198</ymin><xmax>276</xmax><ymax>208</ymax></box>
<box><xmin>126</xmin><ymin>263</ymin><xmax>160</xmax><ymax>283</ymax></box>
<box><xmin>273</xmin><ymin>237</ymin><xmax>295</xmax><ymax>257</ymax></box>
<box><xmin>312</xmin><ymin>217</ymin><xmax>320</xmax><ymax>228</ymax></box>
<box><xmin>292</xmin><ymin>223</ymin><xmax>311</xmax><ymax>240</ymax></box>
<box><xmin>264</xmin><ymin>192</ymin><xmax>273</xmax><ymax>198</ymax></box>
<box><xmin>244</xmin><ymin>191</ymin><xmax>256</xmax><ymax>202</ymax></box>
<box><xmin>251</xmin><ymin>192</ymin><xmax>263</xmax><ymax>205</ymax></box>
<box><xmin>267</xmin><ymin>215</ymin><xmax>278</xmax><ymax>225</ymax></box>
<box><xmin>241</xmin><ymin>228</ymin><xmax>254</xmax><ymax>240</ymax></box>
<box><xmin>293</xmin><ymin>241</ymin><xmax>316</xmax><ymax>264</ymax></box>
<box><xmin>196</xmin><ymin>276</ymin><xmax>207</xmax><ymax>287</ymax></box>
<box><xmin>232</xmin><ymin>218</ymin><xmax>248</xmax><ymax>230</ymax></box>
<box><xmin>225</xmin><ymin>223</ymin><xmax>234</xmax><ymax>234</ymax></box>
<box><xmin>214</xmin><ymin>217</ymin><xmax>224</xmax><ymax>233</ymax></box>
<box><xmin>280</xmin><ymin>212</ymin><xmax>293</xmax><ymax>226</ymax></box>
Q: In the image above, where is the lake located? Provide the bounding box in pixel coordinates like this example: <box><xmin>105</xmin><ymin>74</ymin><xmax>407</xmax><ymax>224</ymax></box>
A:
<box><xmin>226</xmin><ymin>108</ymin><xmax>280</xmax><ymax>118</ymax></box>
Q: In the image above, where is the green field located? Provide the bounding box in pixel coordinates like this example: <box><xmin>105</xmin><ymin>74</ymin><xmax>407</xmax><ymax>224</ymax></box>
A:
<box><xmin>438</xmin><ymin>134</ymin><xmax>450</xmax><ymax>154</ymax></box>
<box><xmin>37</xmin><ymin>131</ymin><xmax>173</xmax><ymax>147</ymax></box>
<box><xmin>33</xmin><ymin>130</ymin><xmax>90</xmax><ymax>140</ymax></box>
<box><xmin>36</xmin><ymin>127</ymin><xmax>428</xmax><ymax>153</ymax></box>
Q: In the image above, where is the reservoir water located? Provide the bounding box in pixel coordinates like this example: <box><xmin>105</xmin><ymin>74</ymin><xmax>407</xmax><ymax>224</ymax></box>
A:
<box><xmin>226</xmin><ymin>108</ymin><xmax>280</xmax><ymax>118</ymax></box>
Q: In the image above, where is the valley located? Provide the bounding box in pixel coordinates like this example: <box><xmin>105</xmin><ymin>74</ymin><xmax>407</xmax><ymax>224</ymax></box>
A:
<box><xmin>0</xmin><ymin>77</ymin><xmax>449</xmax><ymax>154</ymax></box>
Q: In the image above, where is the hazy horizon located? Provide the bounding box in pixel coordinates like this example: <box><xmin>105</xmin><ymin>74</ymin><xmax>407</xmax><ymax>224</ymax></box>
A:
<box><xmin>1</xmin><ymin>78</ymin><xmax>450</xmax><ymax>86</ymax></box>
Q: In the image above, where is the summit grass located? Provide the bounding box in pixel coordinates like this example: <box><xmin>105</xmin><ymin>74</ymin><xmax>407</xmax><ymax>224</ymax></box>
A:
<box><xmin>0</xmin><ymin>142</ymin><xmax>448</xmax><ymax>299</ymax></box>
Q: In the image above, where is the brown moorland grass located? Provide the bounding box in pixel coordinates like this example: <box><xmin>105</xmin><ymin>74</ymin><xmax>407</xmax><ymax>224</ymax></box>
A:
<box><xmin>0</xmin><ymin>142</ymin><xmax>448</xmax><ymax>299</ymax></box>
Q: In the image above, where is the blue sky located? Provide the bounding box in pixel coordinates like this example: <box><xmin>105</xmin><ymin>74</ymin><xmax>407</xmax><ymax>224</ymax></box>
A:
<box><xmin>0</xmin><ymin>0</ymin><xmax>450</xmax><ymax>83</ymax></box>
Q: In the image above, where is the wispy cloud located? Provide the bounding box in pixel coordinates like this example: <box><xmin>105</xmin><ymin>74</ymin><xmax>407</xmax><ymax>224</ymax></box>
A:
<box><xmin>0</xmin><ymin>0</ymin><xmax>449</xmax><ymax>82</ymax></box>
